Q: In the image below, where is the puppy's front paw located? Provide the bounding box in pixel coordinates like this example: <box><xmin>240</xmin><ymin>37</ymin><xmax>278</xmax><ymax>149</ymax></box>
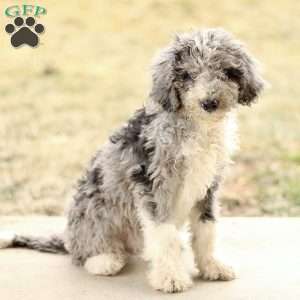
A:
<box><xmin>199</xmin><ymin>258</ymin><xmax>236</xmax><ymax>281</ymax></box>
<box><xmin>148</xmin><ymin>267</ymin><xmax>193</xmax><ymax>293</ymax></box>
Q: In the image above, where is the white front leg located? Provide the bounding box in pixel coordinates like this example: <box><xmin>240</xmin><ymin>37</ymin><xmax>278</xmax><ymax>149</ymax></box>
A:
<box><xmin>141</xmin><ymin>211</ymin><xmax>198</xmax><ymax>293</ymax></box>
<box><xmin>191</xmin><ymin>218</ymin><xmax>235</xmax><ymax>281</ymax></box>
<box><xmin>190</xmin><ymin>180</ymin><xmax>236</xmax><ymax>281</ymax></box>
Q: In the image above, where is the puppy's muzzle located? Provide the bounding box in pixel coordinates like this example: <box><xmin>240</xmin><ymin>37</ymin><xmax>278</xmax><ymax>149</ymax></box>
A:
<box><xmin>200</xmin><ymin>98</ymin><xmax>220</xmax><ymax>113</ymax></box>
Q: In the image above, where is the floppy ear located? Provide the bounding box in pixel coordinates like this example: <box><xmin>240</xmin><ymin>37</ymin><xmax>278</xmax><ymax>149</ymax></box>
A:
<box><xmin>150</xmin><ymin>47</ymin><xmax>182</xmax><ymax>112</ymax></box>
<box><xmin>235</xmin><ymin>52</ymin><xmax>265</xmax><ymax>105</ymax></box>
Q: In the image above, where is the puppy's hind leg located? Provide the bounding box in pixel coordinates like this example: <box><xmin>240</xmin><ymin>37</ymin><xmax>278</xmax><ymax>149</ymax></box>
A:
<box><xmin>84</xmin><ymin>251</ymin><xmax>127</xmax><ymax>276</ymax></box>
<box><xmin>69</xmin><ymin>201</ymin><xmax>128</xmax><ymax>276</ymax></box>
<box><xmin>83</xmin><ymin>234</ymin><xmax>128</xmax><ymax>276</ymax></box>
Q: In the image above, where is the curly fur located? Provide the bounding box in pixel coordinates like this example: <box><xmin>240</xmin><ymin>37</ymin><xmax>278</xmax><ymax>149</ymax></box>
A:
<box><xmin>0</xmin><ymin>28</ymin><xmax>265</xmax><ymax>293</ymax></box>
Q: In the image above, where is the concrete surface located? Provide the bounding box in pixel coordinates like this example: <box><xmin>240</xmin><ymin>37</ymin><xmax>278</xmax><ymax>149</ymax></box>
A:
<box><xmin>0</xmin><ymin>217</ymin><xmax>299</xmax><ymax>300</ymax></box>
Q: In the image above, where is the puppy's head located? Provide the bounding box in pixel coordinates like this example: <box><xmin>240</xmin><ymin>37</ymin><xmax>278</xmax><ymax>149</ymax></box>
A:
<box><xmin>150</xmin><ymin>29</ymin><xmax>265</xmax><ymax>120</ymax></box>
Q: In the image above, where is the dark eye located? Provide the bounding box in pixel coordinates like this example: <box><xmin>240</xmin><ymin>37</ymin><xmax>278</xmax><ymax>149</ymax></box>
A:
<box><xmin>224</xmin><ymin>68</ymin><xmax>243</xmax><ymax>82</ymax></box>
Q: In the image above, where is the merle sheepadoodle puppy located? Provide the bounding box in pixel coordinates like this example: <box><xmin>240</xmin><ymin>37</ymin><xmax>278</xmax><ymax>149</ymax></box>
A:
<box><xmin>0</xmin><ymin>28</ymin><xmax>265</xmax><ymax>293</ymax></box>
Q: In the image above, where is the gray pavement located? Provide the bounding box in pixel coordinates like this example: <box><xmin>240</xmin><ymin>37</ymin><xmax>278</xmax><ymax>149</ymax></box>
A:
<box><xmin>0</xmin><ymin>217</ymin><xmax>299</xmax><ymax>300</ymax></box>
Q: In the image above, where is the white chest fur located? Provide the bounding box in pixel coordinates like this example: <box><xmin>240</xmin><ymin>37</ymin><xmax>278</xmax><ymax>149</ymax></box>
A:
<box><xmin>172</xmin><ymin>113</ymin><xmax>237</xmax><ymax>225</ymax></box>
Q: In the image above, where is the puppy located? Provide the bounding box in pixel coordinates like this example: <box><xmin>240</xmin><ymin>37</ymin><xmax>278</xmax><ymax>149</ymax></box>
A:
<box><xmin>0</xmin><ymin>28</ymin><xmax>265</xmax><ymax>293</ymax></box>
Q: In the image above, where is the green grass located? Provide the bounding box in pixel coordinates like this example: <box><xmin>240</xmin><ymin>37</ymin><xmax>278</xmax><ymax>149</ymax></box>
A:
<box><xmin>283</xmin><ymin>154</ymin><xmax>300</xmax><ymax>165</ymax></box>
<box><xmin>0</xmin><ymin>0</ymin><xmax>300</xmax><ymax>216</ymax></box>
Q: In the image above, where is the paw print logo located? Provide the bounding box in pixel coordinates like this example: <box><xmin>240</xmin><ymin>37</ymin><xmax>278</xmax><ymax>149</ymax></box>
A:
<box><xmin>5</xmin><ymin>17</ymin><xmax>45</xmax><ymax>48</ymax></box>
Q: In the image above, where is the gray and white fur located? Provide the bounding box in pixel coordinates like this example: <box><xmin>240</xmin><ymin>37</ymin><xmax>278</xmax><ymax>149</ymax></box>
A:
<box><xmin>0</xmin><ymin>28</ymin><xmax>265</xmax><ymax>293</ymax></box>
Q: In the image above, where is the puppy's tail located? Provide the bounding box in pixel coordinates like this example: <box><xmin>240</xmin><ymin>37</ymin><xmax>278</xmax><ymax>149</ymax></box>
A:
<box><xmin>0</xmin><ymin>231</ymin><xmax>68</xmax><ymax>254</ymax></box>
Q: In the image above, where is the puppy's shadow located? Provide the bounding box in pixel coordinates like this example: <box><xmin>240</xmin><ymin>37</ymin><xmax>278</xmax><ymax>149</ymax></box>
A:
<box><xmin>118</xmin><ymin>256</ymin><xmax>146</xmax><ymax>277</ymax></box>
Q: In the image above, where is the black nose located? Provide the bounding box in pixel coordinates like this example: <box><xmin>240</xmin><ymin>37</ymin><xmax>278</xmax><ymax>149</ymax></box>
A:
<box><xmin>200</xmin><ymin>98</ymin><xmax>220</xmax><ymax>113</ymax></box>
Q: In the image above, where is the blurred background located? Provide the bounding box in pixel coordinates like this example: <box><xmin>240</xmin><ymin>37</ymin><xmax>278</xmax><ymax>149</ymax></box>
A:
<box><xmin>1</xmin><ymin>0</ymin><xmax>299</xmax><ymax>216</ymax></box>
